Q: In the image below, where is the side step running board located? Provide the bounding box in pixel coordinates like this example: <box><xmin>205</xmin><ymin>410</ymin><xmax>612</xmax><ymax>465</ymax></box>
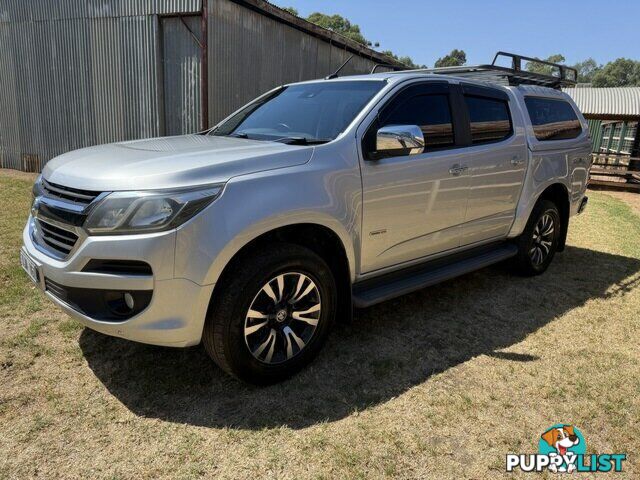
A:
<box><xmin>352</xmin><ymin>243</ymin><xmax>518</xmax><ymax>308</ymax></box>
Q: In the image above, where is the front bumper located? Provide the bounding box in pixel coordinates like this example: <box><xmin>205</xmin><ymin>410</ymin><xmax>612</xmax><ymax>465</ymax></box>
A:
<box><xmin>22</xmin><ymin>219</ymin><xmax>213</xmax><ymax>347</ymax></box>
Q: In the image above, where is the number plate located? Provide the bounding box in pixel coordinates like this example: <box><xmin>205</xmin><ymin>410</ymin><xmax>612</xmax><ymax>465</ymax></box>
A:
<box><xmin>20</xmin><ymin>249</ymin><xmax>41</xmax><ymax>286</ymax></box>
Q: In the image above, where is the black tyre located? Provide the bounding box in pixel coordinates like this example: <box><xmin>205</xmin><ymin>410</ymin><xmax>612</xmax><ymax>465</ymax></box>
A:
<box><xmin>203</xmin><ymin>243</ymin><xmax>336</xmax><ymax>384</ymax></box>
<box><xmin>513</xmin><ymin>199</ymin><xmax>561</xmax><ymax>276</ymax></box>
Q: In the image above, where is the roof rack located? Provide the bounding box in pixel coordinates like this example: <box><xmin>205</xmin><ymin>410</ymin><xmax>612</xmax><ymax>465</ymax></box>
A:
<box><xmin>383</xmin><ymin>52</ymin><xmax>578</xmax><ymax>89</ymax></box>
<box><xmin>370</xmin><ymin>63</ymin><xmax>412</xmax><ymax>74</ymax></box>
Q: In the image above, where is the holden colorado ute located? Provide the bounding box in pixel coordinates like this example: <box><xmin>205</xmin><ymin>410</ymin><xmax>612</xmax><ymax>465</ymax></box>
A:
<box><xmin>21</xmin><ymin>53</ymin><xmax>591</xmax><ymax>383</ymax></box>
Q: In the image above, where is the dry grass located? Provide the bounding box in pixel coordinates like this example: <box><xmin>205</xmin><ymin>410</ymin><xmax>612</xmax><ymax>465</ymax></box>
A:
<box><xmin>597</xmin><ymin>189</ymin><xmax>640</xmax><ymax>218</ymax></box>
<box><xmin>1</xmin><ymin>168</ymin><xmax>639</xmax><ymax>479</ymax></box>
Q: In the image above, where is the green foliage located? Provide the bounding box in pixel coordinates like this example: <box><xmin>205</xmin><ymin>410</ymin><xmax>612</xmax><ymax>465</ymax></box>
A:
<box><xmin>526</xmin><ymin>54</ymin><xmax>640</xmax><ymax>86</ymax></box>
<box><xmin>295</xmin><ymin>10</ymin><xmax>420</xmax><ymax>69</ymax></box>
<box><xmin>380</xmin><ymin>50</ymin><xmax>424</xmax><ymax>69</ymax></box>
<box><xmin>306</xmin><ymin>12</ymin><xmax>369</xmax><ymax>45</ymax></box>
<box><xmin>592</xmin><ymin>58</ymin><xmax>640</xmax><ymax>87</ymax></box>
<box><xmin>572</xmin><ymin>58</ymin><xmax>599</xmax><ymax>83</ymax></box>
<box><xmin>525</xmin><ymin>54</ymin><xmax>566</xmax><ymax>76</ymax></box>
<box><xmin>281</xmin><ymin>6</ymin><xmax>298</xmax><ymax>16</ymax></box>
<box><xmin>434</xmin><ymin>49</ymin><xmax>467</xmax><ymax>68</ymax></box>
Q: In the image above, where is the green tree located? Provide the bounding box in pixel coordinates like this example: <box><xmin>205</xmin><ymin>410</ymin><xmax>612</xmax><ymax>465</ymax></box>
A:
<box><xmin>525</xmin><ymin>54</ymin><xmax>566</xmax><ymax>76</ymax></box>
<box><xmin>592</xmin><ymin>58</ymin><xmax>640</xmax><ymax>87</ymax></box>
<box><xmin>572</xmin><ymin>58</ymin><xmax>600</xmax><ymax>84</ymax></box>
<box><xmin>434</xmin><ymin>49</ymin><xmax>467</xmax><ymax>68</ymax></box>
<box><xmin>381</xmin><ymin>50</ymin><xmax>424</xmax><ymax>69</ymax></box>
<box><xmin>301</xmin><ymin>11</ymin><xmax>421</xmax><ymax>68</ymax></box>
<box><xmin>526</xmin><ymin>55</ymin><xmax>604</xmax><ymax>84</ymax></box>
<box><xmin>306</xmin><ymin>12</ymin><xmax>369</xmax><ymax>45</ymax></box>
<box><xmin>281</xmin><ymin>6</ymin><xmax>298</xmax><ymax>16</ymax></box>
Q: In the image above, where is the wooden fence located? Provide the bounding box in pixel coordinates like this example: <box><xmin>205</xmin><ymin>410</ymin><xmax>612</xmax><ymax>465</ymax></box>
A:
<box><xmin>589</xmin><ymin>153</ymin><xmax>640</xmax><ymax>192</ymax></box>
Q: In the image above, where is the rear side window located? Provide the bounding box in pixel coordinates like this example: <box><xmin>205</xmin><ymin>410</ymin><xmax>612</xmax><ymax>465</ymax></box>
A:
<box><xmin>383</xmin><ymin>94</ymin><xmax>455</xmax><ymax>151</ymax></box>
<box><xmin>524</xmin><ymin>97</ymin><xmax>582</xmax><ymax>141</ymax></box>
<box><xmin>464</xmin><ymin>96</ymin><xmax>513</xmax><ymax>144</ymax></box>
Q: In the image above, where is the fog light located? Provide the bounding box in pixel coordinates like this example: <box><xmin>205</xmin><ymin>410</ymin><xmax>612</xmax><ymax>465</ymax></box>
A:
<box><xmin>124</xmin><ymin>292</ymin><xmax>134</xmax><ymax>310</ymax></box>
<box><xmin>104</xmin><ymin>291</ymin><xmax>135</xmax><ymax>316</ymax></box>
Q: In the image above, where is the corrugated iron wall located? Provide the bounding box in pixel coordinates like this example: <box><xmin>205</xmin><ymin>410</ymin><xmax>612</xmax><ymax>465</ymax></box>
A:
<box><xmin>587</xmin><ymin>119</ymin><xmax>603</xmax><ymax>152</ymax></box>
<box><xmin>161</xmin><ymin>15</ymin><xmax>203</xmax><ymax>136</ymax></box>
<box><xmin>0</xmin><ymin>0</ymin><xmax>201</xmax><ymax>21</ymax></box>
<box><xmin>0</xmin><ymin>0</ymin><xmax>201</xmax><ymax>171</ymax></box>
<box><xmin>207</xmin><ymin>0</ymin><xmax>383</xmax><ymax>124</ymax></box>
<box><xmin>0</xmin><ymin>0</ymin><xmax>387</xmax><ymax>171</ymax></box>
<box><xmin>0</xmin><ymin>16</ymin><xmax>160</xmax><ymax>170</ymax></box>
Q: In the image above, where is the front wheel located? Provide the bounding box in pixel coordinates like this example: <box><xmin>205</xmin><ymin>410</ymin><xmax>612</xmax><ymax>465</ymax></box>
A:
<box><xmin>513</xmin><ymin>200</ymin><xmax>561</xmax><ymax>276</ymax></box>
<box><xmin>202</xmin><ymin>243</ymin><xmax>336</xmax><ymax>384</ymax></box>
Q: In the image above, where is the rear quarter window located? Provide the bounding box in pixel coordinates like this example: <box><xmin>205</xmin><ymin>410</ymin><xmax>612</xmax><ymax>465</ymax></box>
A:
<box><xmin>524</xmin><ymin>97</ymin><xmax>582</xmax><ymax>141</ymax></box>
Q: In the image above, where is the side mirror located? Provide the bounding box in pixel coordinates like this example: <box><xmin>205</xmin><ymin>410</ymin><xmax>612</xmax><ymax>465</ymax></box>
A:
<box><xmin>374</xmin><ymin>125</ymin><xmax>424</xmax><ymax>158</ymax></box>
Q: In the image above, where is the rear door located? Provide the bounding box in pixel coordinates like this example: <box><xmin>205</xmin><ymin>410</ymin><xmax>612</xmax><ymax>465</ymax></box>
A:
<box><xmin>358</xmin><ymin>81</ymin><xmax>471</xmax><ymax>273</ymax></box>
<box><xmin>458</xmin><ymin>84</ymin><xmax>528</xmax><ymax>245</ymax></box>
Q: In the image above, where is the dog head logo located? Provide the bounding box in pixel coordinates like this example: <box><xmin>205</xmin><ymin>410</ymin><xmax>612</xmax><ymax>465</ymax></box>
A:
<box><xmin>538</xmin><ymin>424</ymin><xmax>586</xmax><ymax>473</ymax></box>
<box><xmin>541</xmin><ymin>425</ymin><xmax>580</xmax><ymax>456</ymax></box>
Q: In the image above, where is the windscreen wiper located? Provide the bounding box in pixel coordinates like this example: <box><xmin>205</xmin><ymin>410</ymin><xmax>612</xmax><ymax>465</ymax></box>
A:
<box><xmin>273</xmin><ymin>137</ymin><xmax>331</xmax><ymax>145</ymax></box>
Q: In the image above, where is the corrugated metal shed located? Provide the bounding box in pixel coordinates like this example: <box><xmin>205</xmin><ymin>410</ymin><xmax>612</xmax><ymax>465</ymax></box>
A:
<box><xmin>586</xmin><ymin>119</ymin><xmax>603</xmax><ymax>152</ymax></box>
<box><xmin>0</xmin><ymin>0</ymin><xmax>402</xmax><ymax>172</ymax></box>
<box><xmin>207</xmin><ymin>0</ymin><xmax>395</xmax><ymax>123</ymax></box>
<box><xmin>0</xmin><ymin>0</ymin><xmax>202</xmax><ymax>22</ymax></box>
<box><xmin>563</xmin><ymin>87</ymin><xmax>640</xmax><ymax>119</ymax></box>
<box><xmin>0</xmin><ymin>14</ymin><xmax>164</xmax><ymax>171</ymax></box>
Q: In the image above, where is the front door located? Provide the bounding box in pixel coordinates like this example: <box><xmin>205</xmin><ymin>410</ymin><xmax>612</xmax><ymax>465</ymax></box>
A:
<box><xmin>359</xmin><ymin>82</ymin><xmax>470</xmax><ymax>274</ymax></box>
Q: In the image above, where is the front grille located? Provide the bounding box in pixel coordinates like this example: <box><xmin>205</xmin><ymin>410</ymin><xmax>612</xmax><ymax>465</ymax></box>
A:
<box><xmin>32</xmin><ymin>179</ymin><xmax>103</xmax><ymax>259</ymax></box>
<box><xmin>36</xmin><ymin>219</ymin><xmax>79</xmax><ymax>257</ymax></box>
<box><xmin>42</xmin><ymin>179</ymin><xmax>101</xmax><ymax>205</ymax></box>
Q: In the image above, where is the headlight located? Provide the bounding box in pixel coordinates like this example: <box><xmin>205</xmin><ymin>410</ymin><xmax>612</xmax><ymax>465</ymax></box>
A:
<box><xmin>84</xmin><ymin>185</ymin><xmax>223</xmax><ymax>235</ymax></box>
<box><xmin>32</xmin><ymin>174</ymin><xmax>43</xmax><ymax>198</ymax></box>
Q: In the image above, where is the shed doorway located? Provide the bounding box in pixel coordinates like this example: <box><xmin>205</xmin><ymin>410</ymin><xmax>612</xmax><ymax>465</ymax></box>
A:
<box><xmin>160</xmin><ymin>15</ymin><xmax>203</xmax><ymax>136</ymax></box>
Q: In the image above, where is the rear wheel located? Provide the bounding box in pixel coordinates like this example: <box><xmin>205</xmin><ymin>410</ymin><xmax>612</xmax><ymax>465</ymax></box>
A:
<box><xmin>203</xmin><ymin>243</ymin><xmax>336</xmax><ymax>384</ymax></box>
<box><xmin>513</xmin><ymin>199</ymin><xmax>561</xmax><ymax>276</ymax></box>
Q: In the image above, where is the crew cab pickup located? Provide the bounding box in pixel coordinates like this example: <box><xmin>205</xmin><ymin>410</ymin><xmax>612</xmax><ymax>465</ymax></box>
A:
<box><xmin>21</xmin><ymin>54</ymin><xmax>591</xmax><ymax>383</ymax></box>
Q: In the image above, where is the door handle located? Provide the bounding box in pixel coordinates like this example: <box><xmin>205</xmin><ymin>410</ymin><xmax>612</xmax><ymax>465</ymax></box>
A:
<box><xmin>510</xmin><ymin>156</ymin><xmax>525</xmax><ymax>166</ymax></box>
<box><xmin>449</xmin><ymin>164</ymin><xmax>467</xmax><ymax>176</ymax></box>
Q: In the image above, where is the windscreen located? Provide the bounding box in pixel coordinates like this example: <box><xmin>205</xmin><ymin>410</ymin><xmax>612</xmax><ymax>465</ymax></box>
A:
<box><xmin>211</xmin><ymin>81</ymin><xmax>385</xmax><ymax>143</ymax></box>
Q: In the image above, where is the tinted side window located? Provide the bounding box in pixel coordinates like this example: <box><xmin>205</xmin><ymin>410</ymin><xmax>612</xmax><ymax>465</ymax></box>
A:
<box><xmin>464</xmin><ymin>95</ymin><xmax>512</xmax><ymax>144</ymax></box>
<box><xmin>383</xmin><ymin>94</ymin><xmax>455</xmax><ymax>151</ymax></box>
<box><xmin>524</xmin><ymin>97</ymin><xmax>582</xmax><ymax>141</ymax></box>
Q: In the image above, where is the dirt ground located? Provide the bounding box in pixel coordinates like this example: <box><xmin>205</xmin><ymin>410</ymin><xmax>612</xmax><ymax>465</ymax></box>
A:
<box><xmin>1</xmin><ymin>169</ymin><xmax>639</xmax><ymax>479</ymax></box>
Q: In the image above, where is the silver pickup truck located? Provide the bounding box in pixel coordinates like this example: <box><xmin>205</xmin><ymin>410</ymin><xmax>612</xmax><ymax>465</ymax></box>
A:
<box><xmin>21</xmin><ymin>53</ymin><xmax>591</xmax><ymax>383</ymax></box>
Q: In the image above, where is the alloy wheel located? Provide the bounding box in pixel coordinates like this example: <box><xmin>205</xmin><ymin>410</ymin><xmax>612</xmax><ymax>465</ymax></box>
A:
<box><xmin>529</xmin><ymin>212</ymin><xmax>555</xmax><ymax>266</ymax></box>
<box><xmin>244</xmin><ymin>272</ymin><xmax>322</xmax><ymax>364</ymax></box>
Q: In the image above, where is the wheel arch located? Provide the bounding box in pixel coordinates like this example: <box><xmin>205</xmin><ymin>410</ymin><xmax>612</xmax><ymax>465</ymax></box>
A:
<box><xmin>209</xmin><ymin>223</ymin><xmax>354</xmax><ymax>324</ymax></box>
